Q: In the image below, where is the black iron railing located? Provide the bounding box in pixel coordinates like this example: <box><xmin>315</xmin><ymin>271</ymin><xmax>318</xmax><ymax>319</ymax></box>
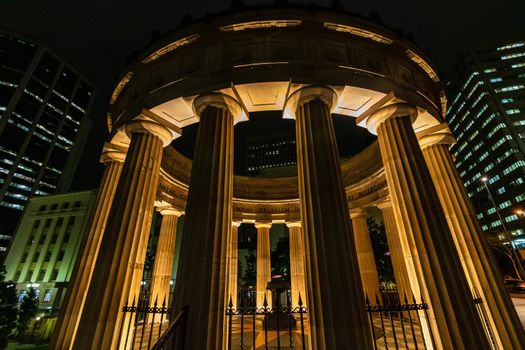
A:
<box><xmin>150</xmin><ymin>307</ymin><xmax>187</xmax><ymax>350</ymax></box>
<box><xmin>366</xmin><ymin>294</ymin><xmax>435</xmax><ymax>350</ymax></box>
<box><xmin>120</xmin><ymin>296</ymin><xmax>170</xmax><ymax>350</ymax></box>
<box><xmin>225</xmin><ymin>295</ymin><xmax>308</xmax><ymax>350</ymax></box>
<box><xmin>472</xmin><ymin>288</ymin><xmax>498</xmax><ymax>350</ymax></box>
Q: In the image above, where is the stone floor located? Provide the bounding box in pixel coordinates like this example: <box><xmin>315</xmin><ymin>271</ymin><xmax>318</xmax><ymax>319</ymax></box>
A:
<box><xmin>512</xmin><ymin>295</ymin><xmax>525</xmax><ymax>329</ymax></box>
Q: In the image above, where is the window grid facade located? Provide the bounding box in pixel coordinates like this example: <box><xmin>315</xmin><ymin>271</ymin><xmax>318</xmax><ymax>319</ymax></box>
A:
<box><xmin>0</xmin><ymin>29</ymin><xmax>95</xmax><ymax>251</ymax></box>
<box><xmin>447</xmin><ymin>41</ymin><xmax>525</xmax><ymax>245</ymax></box>
<box><xmin>3</xmin><ymin>190</ymin><xmax>96</xmax><ymax>315</ymax></box>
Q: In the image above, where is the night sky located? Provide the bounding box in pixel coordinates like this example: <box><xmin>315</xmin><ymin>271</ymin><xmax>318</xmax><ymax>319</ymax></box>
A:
<box><xmin>0</xmin><ymin>0</ymin><xmax>523</xmax><ymax>189</ymax></box>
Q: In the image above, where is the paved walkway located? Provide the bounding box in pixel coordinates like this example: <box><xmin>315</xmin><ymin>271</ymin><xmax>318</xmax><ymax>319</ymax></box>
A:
<box><xmin>512</xmin><ymin>295</ymin><xmax>525</xmax><ymax>329</ymax></box>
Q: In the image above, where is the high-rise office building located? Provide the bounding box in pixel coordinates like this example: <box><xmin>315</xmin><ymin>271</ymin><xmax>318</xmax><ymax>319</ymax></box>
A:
<box><xmin>446</xmin><ymin>40</ymin><xmax>525</xmax><ymax>246</ymax></box>
<box><xmin>245</xmin><ymin>131</ymin><xmax>297</xmax><ymax>177</ymax></box>
<box><xmin>0</xmin><ymin>28</ymin><xmax>95</xmax><ymax>251</ymax></box>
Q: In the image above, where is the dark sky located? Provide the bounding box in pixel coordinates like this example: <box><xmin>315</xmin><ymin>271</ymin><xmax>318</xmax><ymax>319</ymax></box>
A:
<box><xmin>0</xmin><ymin>0</ymin><xmax>523</xmax><ymax>189</ymax></box>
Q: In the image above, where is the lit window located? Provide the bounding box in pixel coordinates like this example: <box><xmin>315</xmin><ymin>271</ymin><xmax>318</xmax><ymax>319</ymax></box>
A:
<box><xmin>43</xmin><ymin>289</ymin><xmax>53</xmax><ymax>302</ymax></box>
<box><xmin>18</xmin><ymin>290</ymin><xmax>27</xmax><ymax>302</ymax></box>
<box><xmin>501</xmin><ymin>52</ymin><xmax>525</xmax><ymax>60</ymax></box>
<box><xmin>499</xmin><ymin>200</ymin><xmax>512</xmax><ymax>209</ymax></box>
<box><xmin>497</xmin><ymin>42</ymin><xmax>525</xmax><ymax>51</ymax></box>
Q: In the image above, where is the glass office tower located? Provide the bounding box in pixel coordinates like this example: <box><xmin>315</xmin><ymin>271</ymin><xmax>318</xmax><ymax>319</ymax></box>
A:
<box><xmin>0</xmin><ymin>28</ymin><xmax>95</xmax><ymax>252</ymax></box>
<box><xmin>447</xmin><ymin>41</ymin><xmax>525</xmax><ymax>248</ymax></box>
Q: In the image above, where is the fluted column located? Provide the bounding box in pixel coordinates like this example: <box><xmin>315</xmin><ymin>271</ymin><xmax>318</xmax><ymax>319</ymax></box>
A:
<box><xmin>51</xmin><ymin>143</ymin><xmax>126</xmax><ymax>350</ymax></box>
<box><xmin>287</xmin><ymin>222</ymin><xmax>307</xmax><ymax>308</ymax></box>
<box><xmin>367</xmin><ymin>102</ymin><xmax>490</xmax><ymax>349</ymax></box>
<box><xmin>149</xmin><ymin>207</ymin><xmax>182</xmax><ymax>320</ymax></box>
<box><xmin>73</xmin><ymin>116</ymin><xmax>175</xmax><ymax>350</ymax></box>
<box><xmin>228</xmin><ymin>222</ymin><xmax>241</xmax><ymax>309</ymax></box>
<box><xmin>287</xmin><ymin>86</ymin><xmax>372</xmax><ymax>349</ymax></box>
<box><xmin>419</xmin><ymin>125</ymin><xmax>525</xmax><ymax>349</ymax></box>
<box><xmin>350</xmin><ymin>209</ymin><xmax>381</xmax><ymax>300</ymax></box>
<box><xmin>170</xmin><ymin>93</ymin><xmax>241</xmax><ymax>350</ymax></box>
<box><xmin>377</xmin><ymin>199</ymin><xmax>413</xmax><ymax>301</ymax></box>
<box><xmin>255</xmin><ymin>222</ymin><xmax>272</xmax><ymax>309</ymax></box>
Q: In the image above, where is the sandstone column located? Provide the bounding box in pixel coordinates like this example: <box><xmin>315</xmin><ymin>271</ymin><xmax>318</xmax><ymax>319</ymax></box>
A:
<box><xmin>287</xmin><ymin>86</ymin><xmax>373</xmax><ymax>349</ymax></box>
<box><xmin>377</xmin><ymin>199</ymin><xmax>413</xmax><ymax>302</ymax></box>
<box><xmin>350</xmin><ymin>209</ymin><xmax>381</xmax><ymax>301</ymax></box>
<box><xmin>149</xmin><ymin>207</ymin><xmax>182</xmax><ymax>321</ymax></box>
<box><xmin>419</xmin><ymin>125</ymin><xmax>525</xmax><ymax>349</ymax></box>
<box><xmin>255</xmin><ymin>222</ymin><xmax>272</xmax><ymax>309</ymax></box>
<box><xmin>73</xmin><ymin>115</ymin><xmax>175</xmax><ymax>350</ymax></box>
<box><xmin>51</xmin><ymin>143</ymin><xmax>126</xmax><ymax>350</ymax></box>
<box><xmin>366</xmin><ymin>102</ymin><xmax>490</xmax><ymax>349</ymax></box>
<box><xmin>287</xmin><ymin>222</ymin><xmax>307</xmax><ymax>308</ymax></box>
<box><xmin>228</xmin><ymin>222</ymin><xmax>241</xmax><ymax>309</ymax></box>
<box><xmin>170</xmin><ymin>93</ymin><xmax>241</xmax><ymax>350</ymax></box>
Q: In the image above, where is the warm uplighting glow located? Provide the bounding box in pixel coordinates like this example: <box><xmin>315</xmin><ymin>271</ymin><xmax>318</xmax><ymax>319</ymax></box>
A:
<box><xmin>220</xmin><ymin>20</ymin><xmax>301</xmax><ymax>32</ymax></box>
<box><xmin>515</xmin><ymin>209</ymin><xmax>524</xmax><ymax>216</ymax></box>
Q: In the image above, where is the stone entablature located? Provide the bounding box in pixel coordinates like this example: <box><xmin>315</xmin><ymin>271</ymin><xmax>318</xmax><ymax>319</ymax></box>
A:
<box><xmin>157</xmin><ymin>141</ymin><xmax>387</xmax><ymax>221</ymax></box>
<box><xmin>108</xmin><ymin>8</ymin><xmax>445</xmax><ymax>140</ymax></box>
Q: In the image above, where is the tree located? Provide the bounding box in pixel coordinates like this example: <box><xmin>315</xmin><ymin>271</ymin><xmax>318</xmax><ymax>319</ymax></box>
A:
<box><xmin>368</xmin><ymin>218</ymin><xmax>395</xmax><ymax>284</ymax></box>
<box><xmin>16</xmin><ymin>287</ymin><xmax>38</xmax><ymax>339</ymax></box>
<box><xmin>0</xmin><ymin>266</ymin><xmax>18</xmax><ymax>349</ymax></box>
<box><xmin>271</xmin><ymin>236</ymin><xmax>290</xmax><ymax>282</ymax></box>
<box><xmin>243</xmin><ymin>249</ymin><xmax>256</xmax><ymax>286</ymax></box>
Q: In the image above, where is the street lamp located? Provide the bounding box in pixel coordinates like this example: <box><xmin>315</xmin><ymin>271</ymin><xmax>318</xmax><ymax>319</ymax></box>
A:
<box><xmin>481</xmin><ymin>176</ymin><xmax>525</xmax><ymax>280</ymax></box>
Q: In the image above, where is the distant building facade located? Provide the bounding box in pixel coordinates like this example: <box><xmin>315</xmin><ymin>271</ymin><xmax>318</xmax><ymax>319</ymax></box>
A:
<box><xmin>245</xmin><ymin>130</ymin><xmax>297</xmax><ymax>177</ymax></box>
<box><xmin>0</xmin><ymin>28</ymin><xmax>95</xmax><ymax>251</ymax></box>
<box><xmin>3</xmin><ymin>190</ymin><xmax>97</xmax><ymax>328</ymax></box>
<box><xmin>446</xmin><ymin>41</ymin><xmax>525</xmax><ymax>245</ymax></box>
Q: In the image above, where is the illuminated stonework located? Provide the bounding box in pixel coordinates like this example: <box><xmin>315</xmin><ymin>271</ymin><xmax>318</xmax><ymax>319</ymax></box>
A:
<box><xmin>53</xmin><ymin>5</ymin><xmax>525</xmax><ymax>350</ymax></box>
<box><xmin>323</xmin><ymin>22</ymin><xmax>394</xmax><ymax>44</ymax></box>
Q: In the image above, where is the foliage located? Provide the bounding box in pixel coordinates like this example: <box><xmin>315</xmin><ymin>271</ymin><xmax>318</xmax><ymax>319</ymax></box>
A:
<box><xmin>243</xmin><ymin>249</ymin><xmax>256</xmax><ymax>286</ymax></box>
<box><xmin>271</xmin><ymin>236</ymin><xmax>290</xmax><ymax>281</ymax></box>
<box><xmin>368</xmin><ymin>218</ymin><xmax>395</xmax><ymax>283</ymax></box>
<box><xmin>491</xmin><ymin>242</ymin><xmax>523</xmax><ymax>279</ymax></box>
<box><xmin>144</xmin><ymin>249</ymin><xmax>155</xmax><ymax>274</ymax></box>
<box><xmin>16</xmin><ymin>287</ymin><xmax>38</xmax><ymax>338</ymax></box>
<box><xmin>0</xmin><ymin>266</ymin><xmax>18</xmax><ymax>349</ymax></box>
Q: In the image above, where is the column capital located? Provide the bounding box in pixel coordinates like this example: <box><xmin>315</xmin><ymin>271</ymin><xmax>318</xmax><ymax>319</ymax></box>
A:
<box><xmin>159</xmin><ymin>208</ymin><xmax>183</xmax><ymax>217</ymax></box>
<box><xmin>376</xmin><ymin>197</ymin><xmax>393</xmax><ymax>210</ymax></box>
<box><xmin>155</xmin><ymin>201</ymin><xmax>183</xmax><ymax>217</ymax></box>
<box><xmin>366</xmin><ymin>102</ymin><xmax>418</xmax><ymax>135</ymax></box>
<box><xmin>350</xmin><ymin>208</ymin><xmax>369</xmax><ymax>219</ymax></box>
<box><xmin>100</xmin><ymin>142</ymin><xmax>127</xmax><ymax>164</ymax></box>
<box><xmin>193</xmin><ymin>93</ymin><xmax>246</xmax><ymax>123</ymax></box>
<box><xmin>125</xmin><ymin>113</ymin><xmax>178</xmax><ymax>147</ymax></box>
<box><xmin>284</xmin><ymin>85</ymin><xmax>337</xmax><ymax>119</ymax></box>
<box><xmin>232</xmin><ymin>221</ymin><xmax>242</xmax><ymax>227</ymax></box>
<box><xmin>255</xmin><ymin>222</ymin><xmax>272</xmax><ymax>229</ymax></box>
<box><xmin>286</xmin><ymin>222</ymin><xmax>302</xmax><ymax>228</ymax></box>
<box><xmin>417</xmin><ymin>123</ymin><xmax>456</xmax><ymax>150</ymax></box>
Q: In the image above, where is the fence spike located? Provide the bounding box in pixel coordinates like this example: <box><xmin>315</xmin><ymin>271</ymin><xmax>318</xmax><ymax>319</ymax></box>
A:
<box><xmin>153</xmin><ymin>296</ymin><xmax>158</xmax><ymax>308</ymax></box>
<box><xmin>263</xmin><ymin>294</ymin><xmax>268</xmax><ymax>308</ymax></box>
<box><xmin>298</xmin><ymin>293</ymin><xmax>303</xmax><ymax>307</ymax></box>
<box><xmin>228</xmin><ymin>295</ymin><xmax>234</xmax><ymax>309</ymax></box>
<box><xmin>403</xmin><ymin>292</ymin><xmax>408</xmax><ymax>305</ymax></box>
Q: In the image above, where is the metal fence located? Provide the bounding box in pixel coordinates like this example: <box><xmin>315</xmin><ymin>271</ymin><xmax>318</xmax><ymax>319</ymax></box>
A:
<box><xmin>366</xmin><ymin>294</ymin><xmax>434</xmax><ymax>350</ymax></box>
<box><xmin>225</xmin><ymin>295</ymin><xmax>308</xmax><ymax>350</ymax></box>
<box><xmin>120</xmin><ymin>296</ymin><xmax>170</xmax><ymax>350</ymax></box>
